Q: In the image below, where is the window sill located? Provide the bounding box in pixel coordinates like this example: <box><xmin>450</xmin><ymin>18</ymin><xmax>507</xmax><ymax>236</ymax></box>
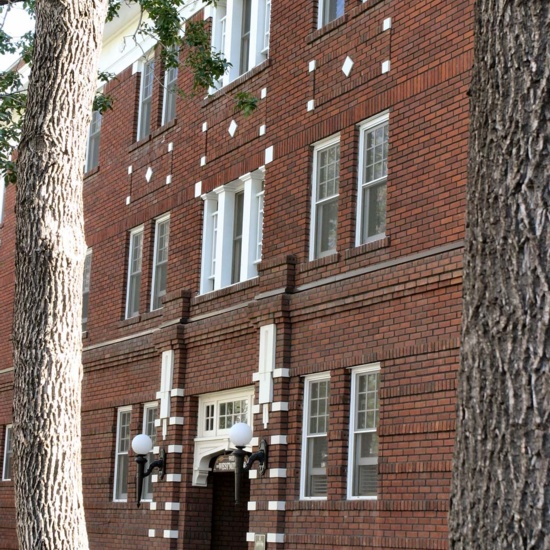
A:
<box><xmin>344</xmin><ymin>235</ymin><xmax>390</xmax><ymax>259</ymax></box>
<box><xmin>298</xmin><ymin>253</ymin><xmax>340</xmax><ymax>273</ymax></box>
<box><xmin>118</xmin><ymin>315</ymin><xmax>141</xmax><ymax>328</ymax></box>
<box><xmin>202</xmin><ymin>58</ymin><xmax>271</xmax><ymax>107</ymax></box>
<box><xmin>84</xmin><ymin>165</ymin><xmax>100</xmax><ymax>179</ymax></box>
<box><xmin>128</xmin><ymin>134</ymin><xmax>152</xmax><ymax>153</ymax></box>
<box><xmin>307</xmin><ymin>14</ymin><xmax>348</xmax><ymax>44</ymax></box>
<box><xmin>153</xmin><ymin>117</ymin><xmax>177</xmax><ymax>138</ymax></box>
<box><xmin>193</xmin><ymin>277</ymin><xmax>259</xmax><ymax>305</ymax></box>
<box><xmin>141</xmin><ymin>308</ymin><xmax>163</xmax><ymax>321</ymax></box>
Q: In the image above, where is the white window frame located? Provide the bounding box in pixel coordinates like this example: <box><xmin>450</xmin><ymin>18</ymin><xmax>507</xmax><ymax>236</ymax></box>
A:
<box><xmin>137</xmin><ymin>55</ymin><xmax>155</xmax><ymax>141</ymax></box>
<box><xmin>141</xmin><ymin>402</ymin><xmax>158</xmax><ymax>502</ymax></box>
<box><xmin>300</xmin><ymin>372</ymin><xmax>330</xmax><ymax>500</ymax></box>
<box><xmin>85</xmin><ymin>110</ymin><xmax>102</xmax><ymax>172</ymax></box>
<box><xmin>318</xmin><ymin>0</ymin><xmax>345</xmax><ymax>28</ymax></box>
<box><xmin>310</xmin><ymin>135</ymin><xmax>340</xmax><ymax>260</ymax></box>
<box><xmin>209</xmin><ymin>0</ymin><xmax>270</xmax><ymax>89</ymax></box>
<box><xmin>82</xmin><ymin>249</ymin><xmax>92</xmax><ymax>332</ymax></box>
<box><xmin>356</xmin><ymin>112</ymin><xmax>389</xmax><ymax>246</ymax></box>
<box><xmin>150</xmin><ymin>214</ymin><xmax>170</xmax><ymax>311</ymax></box>
<box><xmin>2</xmin><ymin>425</ymin><xmax>12</xmax><ymax>481</ymax></box>
<box><xmin>200</xmin><ymin>167</ymin><xmax>264</xmax><ymax>294</ymax></box>
<box><xmin>113</xmin><ymin>407</ymin><xmax>132</xmax><ymax>502</ymax></box>
<box><xmin>255</xmin><ymin>181</ymin><xmax>264</xmax><ymax>263</ymax></box>
<box><xmin>197</xmin><ymin>387</ymin><xmax>255</xmax><ymax>440</ymax></box>
<box><xmin>0</xmin><ymin>178</ymin><xmax>4</xmax><ymax>224</ymax></box>
<box><xmin>125</xmin><ymin>226</ymin><xmax>144</xmax><ymax>319</ymax></box>
<box><xmin>162</xmin><ymin>64</ymin><xmax>178</xmax><ymax>125</ymax></box>
<box><xmin>347</xmin><ymin>364</ymin><xmax>380</xmax><ymax>500</ymax></box>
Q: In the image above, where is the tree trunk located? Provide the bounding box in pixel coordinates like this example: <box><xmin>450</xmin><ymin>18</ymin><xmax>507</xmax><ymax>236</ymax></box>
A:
<box><xmin>449</xmin><ymin>1</ymin><xmax>550</xmax><ymax>548</ymax></box>
<box><xmin>12</xmin><ymin>0</ymin><xmax>107</xmax><ymax>548</ymax></box>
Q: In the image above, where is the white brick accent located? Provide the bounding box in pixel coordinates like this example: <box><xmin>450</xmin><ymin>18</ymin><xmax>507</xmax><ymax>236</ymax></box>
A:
<box><xmin>273</xmin><ymin>368</ymin><xmax>290</xmax><ymax>378</ymax></box>
<box><xmin>247</xmin><ymin>501</ymin><xmax>257</xmax><ymax>511</ymax></box>
<box><xmin>267</xmin><ymin>533</ymin><xmax>285</xmax><ymax>543</ymax></box>
<box><xmin>166</xmin><ymin>473</ymin><xmax>182</xmax><ymax>482</ymax></box>
<box><xmin>269</xmin><ymin>468</ymin><xmax>287</xmax><ymax>478</ymax></box>
<box><xmin>168</xmin><ymin>142</ymin><xmax>174</xmax><ymax>152</ymax></box>
<box><xmin>163</xmin><ymin>530</ymin><xmax>179</xmax><ymax>539</ymax></box>
<box><xmin>307</xmin><ymin>99</ymin><xmax>315</xmax><ymax>111</ymax></box>
<box><xmin>252</xmin><ymin>404</ymin><xmax>261</xmax><ymax>414</ymax></box>
<box><xmin>265</xmin><ymin>146</ymin><xmax>274</xmax><ymax>164</ymax></box>
<box><xmin>259</xmin><ymin>124</ymin><xmax>266</xmax><ymax>136</ymax></box>
<box><xmin>268</xmin><ymin>501</ymin><xmax>286</xmax><ymax>511</ymax></box>
<box><xmin>383</xmin><ymin>17</ymin><xmax>392</xmax><ymax>31</ymax></box>
<box><xmin>195</xmin><ymin>181</ymin><xmax>202</xmax><ymax>197</ymax></box>
<box><xmin>261</xmin><ymin>87</ymin><xmax>267</xmax><ymax>99</ymax></box>
<box><xmin>271</xmin><ymin>402</ymin><xmax>289</xmax><ymax>412</ymax></box>
<box><xmin>382</xmin><ymin>60</ymin><xmax>390</xmax><ymax>73</ymax></box>
<box><xmin>248</xmin><ymin>469</ymin><xmax>258</xmax><ymax>479</ymax></box>
<box><xmin>149</xmin><ymin>502</ymin><xmax>157</xmax><ymax>510</ymax></box>
<box><xmin>309</xmin><ymin>60</ymin><xmax>316</xmax><ymax>72</ymax></box>
<box><xmin>165</xmin><ymin>502</ymin><xmax>181</xmax><ymax>511</ymax></box>
<box><xmin>127</xmin><ymin>165</ymin><xmax>133</xmax><ymax>174</ymax></box>
<box><xmin>202</xmin><ymin>121</ymin><xmax>208</xmax><ymax>132</ymax></box>
<box><xmin>270</xmin><ymin>435</ymin><xmax>287</xmax><ymax>445</ymax></box>
<box><xmin>169</xmin><ymin>417</ymin><xmax>184</xmax><ymax>425</ymax></box>
<box><xmin>246</xmin><ymin>533</ymin><xmax>256</xmax><ymax>542</ymax></box>
<box><xmin>148</xmin><ymin>529</ymin><xmax>156</xmax><ymax>537</ymax></box>
<box><xmin>171</xmin><ymin>388</ymin><xmax>184</xmax><ymax>397</ymax></box>
<box><xmin>168</xmin><ymin>445</ymin><xmax>183</xmax><ymax>453</ymax></box>
<box><xmin>200</xmin><ymin>155</ymin><xmax>206</xmax><ymax>166</ymax></box>
<box><xmin>165</xmin><ymin>174</ymin><xmax>172</xmax><ymax>185</ymax></box>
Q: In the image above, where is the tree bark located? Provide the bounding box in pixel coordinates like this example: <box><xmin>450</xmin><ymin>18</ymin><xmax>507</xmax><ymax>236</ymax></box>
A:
<box><xmin>449</xmin><ymin>1</ymin><xmax>550</xmax><ymax>548</ymax></box>
<box><xmin>12</xmin><ymin>0</ymin><xmax>107</xmax><ymax>548</ymax></box>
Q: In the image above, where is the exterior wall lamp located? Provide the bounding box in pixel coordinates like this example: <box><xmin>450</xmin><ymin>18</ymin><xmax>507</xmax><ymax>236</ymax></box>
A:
<box><xmin>131</xmin><ymin>434</ymin><xmax>166</xmax><ymax>508</ymax></box>
<box><xmin>229</xmin><ymin>422</ymin><xmax>268</xmax><ymax>504</ymax></box>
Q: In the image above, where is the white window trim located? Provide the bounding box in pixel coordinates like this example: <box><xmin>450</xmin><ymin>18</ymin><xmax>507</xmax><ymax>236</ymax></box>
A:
<box><xmin>161</xmin><ymin>64</ymin><xmax>178</xmax><ymax>125</ymax></box>
<box><xmin>125</xmin><ymin>225</ymin><xmax>144</xmax><ymax>319</ymax></box>
<box><xmin>347</xmin><ymin>363</ymin><xmax>380</xmax><ymax>500</ymax></box>
<box><xmin>2</xmin><ymin>424</ymin><xmax>12</xmax><ymax>481</ymax></box>
<box><xmin>356</xmin><ymin>112</ymin><xmax>389</xmax><ymax>247</ymax></box>
<box><xmin>141</xmin><ymin>402</ymin><xmax>158</xmax><ymax>502</ymax></box>
<box><xmin>197</xmin><ymin>387</ymin><xmax>255</xmax><ymax>441</ymax></box>
<box><xmin>113</xmin><ymin>406</ymin><xmax>132</xmax><ymax>502</ymax></box>
<box><xmin>85</xmin><ymin>109</ymin><xmax>102</xmax><ymax>173</ymax></box>
<box><xmin>200</xmin><ymin>167</ymin><xmax>264</xmax><ymax>294</ymax></box>
<box><xmin>82</xmin><ymin>248</ymin><xmax>92</xmax><ymax>332</ymax></box>
<box><xmin>310</xmin><ymin>134</ymin><xmax>340</xmax><ymax>261</ymax></box>
<box><xmin>300</xmin><ymin>372</ymin><xmax>330</xmax><ymax>500</ymax></box>
<box><xmin>210</xmin><ymin>0</ymin><xmax>270</xmax><ymax>89</ymax></box>
<box><xmin>150</xmin><ymin>214</ymin><xmax>170</xmax><ymax>311</ymax></box>
<box><xmin>137</xmin><ymin>54</ymin><xmax>155</xmax><ymax>141</ymax></box>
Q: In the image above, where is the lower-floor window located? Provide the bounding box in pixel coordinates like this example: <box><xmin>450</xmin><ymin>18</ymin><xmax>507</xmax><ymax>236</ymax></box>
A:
<box><xmin>348</xmin><ymin>364</ymin><xmax>380</xmax><ymax>498</ymax></box>
<box><xmin>2</xmin><ymin>425</ymin><xmax>12</xmax><ymax>481</ymax></box>
<box><xmin>113</xmin><ymin>407</ymin><xmax>131</xmax><ymax>501</ymax></box>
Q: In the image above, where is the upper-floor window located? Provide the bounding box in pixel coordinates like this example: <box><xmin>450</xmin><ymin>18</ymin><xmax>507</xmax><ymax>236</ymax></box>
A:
<box><xmin>125</xmin><ymin>226</ymin><xmax>144</xmax><ymax>319</ymax></box>
<box><xmin>151</xmin><ymin>214</ymin><xmax>170</xmax><ymax>311</ymax></box>
<box><xmin>82</xmin><ymin>249</ymin><xmax>92</xmax><ymax>332</ymax></box>
<box><xmin>200</xmin><ymin>168</ymin><xmax>264</xmax><ymax>294</ymax></box>
<box><xmin>301</xmin><ymin>373</ymin><xmax>330</xmax><ymax>499</ymax></box>
<box><xmin>141</xmin><ymin>403</ymin><xmax>158</xmax><ymax>501</ymax></box>
<box><xmin>310</xmin><ymin>135</ymin><xmax>340</xmax><ymax>260</ymax></box>
<box><xmin>197</xmin><ymin>387</ymin><xmax>254</xmax><ymax>439</ymax></box>
<box><xmin>137</xmin><ymin>56</ymin><xmax>155</xmax><ymax>141</ymax></box>
<box><xmin>356</xmin><ymin>113</ymin><xmax>388</xmax><ymax>245</ymax></box>
<box><xmin>162</xmin><ymin>65</ymin><xmax>178</xmax><ymax>125</ymax></box>
<box><xmin>2</xmin><ymin>425</ymin><xmax>12</xmax><ymax>481</ymax></box>
<box><xmin>210</xmin><ymin>0</ymin><xmax>271</xmax><ymax>88</ymax></box>
<box><xmin>113</xmin><ymin>407</ymin><xmax>131</xmax><ymax>501</ymax></box>
<box><xmin>348</xmin><ymin>364</ymin><xmax>380</xmax><ymax>499</ymax></box>
<box><xmin>85</xmin><ymin>110</ymin><xmax>101</xmax><ymax>172</ymax></box>
<box><xmin>318</xmin><ymin>0</ymin><xmax>344</xmax><ymax>27</ymax></box>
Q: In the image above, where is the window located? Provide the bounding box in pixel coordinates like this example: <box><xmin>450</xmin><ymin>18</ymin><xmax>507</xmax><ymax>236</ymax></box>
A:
<box><xmin>200</xmin><ymin>168</ymin><xmax>264</xmax><ymax>294</ymax></box>
<box><xmin>137</xmin><ymin>56</ymin><xmax>155</xmax><ymax>141</ymax></box>
<box><xmin>318</xmin><ymin>0</ymin><xmax>344</xmax><ymax>27</ymax></box>
<box><xmin>141</xmin><ymin>403</ymin><xmax>158</xmax><ymax>501</ymax></box>
<box><xmin>210</xmin><ymin>0</ymin><xmax>271</xmax><ymax>88</ymax></box>
<box><xmin>2</xmin><ymin>425</ymin><xmax>12</xmax><ymax>481</ymax></box>
<box><xmin>0</xmin><ymin>178</ymin><xmax>5</xmax><ymax>224</ymax></box>
<box><xmin>348</xmin><ymin>365</ymin><xmax>380</xmax><ymax>498</ymax></box>
<box><xmin>162</xmin><ymin>65</ymin><xmax>178</xmax><ymax>125</ymax></box>
<box><xmin>151</xmin><ymin>215</ymin><xmax>170</xmax><ymax>311</ymax></box>
<box><xmin>114</xmin><ymin>407</ymin><xmax>131</xmax><ymax>501</ymax></box>
<box><xmin>311</xmin><ymin>136</ymin><xmax>340</xmax><ymax>260</ymax></box>
<box><xmin>301</xmin><ymin>374</ymin><xmax>330</xmax><ymax>499</ymax></box>
<box><xmin>85</xmin><ymin>110</ymin><xmax>101</xmax><ymax>172</ymax></box>
<box><xmin>82</xmin><ymin>249</ymin><xmax>92</xmax><ymax>332</ymax></box>
<box><xmin>126</xmin><ymin>226</ymin><xmax>143</xmax><ymax>319</ymax></box>
<box><xmin>197</xmin><ymin>387</ymin><xmax>254</xmax><ymax>439</ymax></box>
<box><xmin>357</xmin><ymin>114</ymin><xmax>389</xmax><ymax>245</ymax></box>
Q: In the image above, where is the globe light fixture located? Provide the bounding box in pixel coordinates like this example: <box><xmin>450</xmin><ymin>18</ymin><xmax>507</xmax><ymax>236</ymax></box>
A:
<box><xmin>229</xmin><ymin>422</ymin><xmax>268</xmax><ymax>504</ymax></box>
<box><xmin>131</xmin><ymin>434</ymin><xmax>166</xmax><ymax>508</ymax></box>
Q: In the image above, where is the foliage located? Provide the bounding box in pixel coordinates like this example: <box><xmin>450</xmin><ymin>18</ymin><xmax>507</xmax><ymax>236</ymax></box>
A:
<box><xmin>234</xmin><ymin>91</ymin><xmax>258</xmax><ymax>117</ymax></box>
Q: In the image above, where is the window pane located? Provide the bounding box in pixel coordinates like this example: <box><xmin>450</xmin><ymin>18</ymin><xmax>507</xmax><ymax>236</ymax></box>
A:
<box><xmin>127</xmin><ymin>230</ymin><xmax>143</xmax><ymax>318</ymax></box>
<box><xmin>232</xmin><ymin>192</ymin><xmax>244</xmax><ymax>284</ymax></box>
<box><xmin>317</xmin><ymin>198</ymin><xmax>338</xmax><ymax>257</ymax></box>
<box><xmin>306</xmin><ymin>436</ymin><xmax>328</xmax><ymax>496</ymax></box>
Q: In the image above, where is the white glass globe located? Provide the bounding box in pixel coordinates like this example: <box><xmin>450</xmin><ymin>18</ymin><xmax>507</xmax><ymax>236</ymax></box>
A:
<box><xmin>132</xmin><ymin>433</ymin><xmax>153</xmax><ymax>455</ymax></box>
<box><xmin>229</xmin><ymin>422</ymin><xmax>253</xmax><ymax>447</ymax></box>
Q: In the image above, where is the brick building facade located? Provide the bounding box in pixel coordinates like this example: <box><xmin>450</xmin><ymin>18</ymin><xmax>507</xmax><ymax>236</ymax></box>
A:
<box><xmin>0</xmin><ymin>0</ymin><xmax>472</xmax><ymax>547</ymax></box>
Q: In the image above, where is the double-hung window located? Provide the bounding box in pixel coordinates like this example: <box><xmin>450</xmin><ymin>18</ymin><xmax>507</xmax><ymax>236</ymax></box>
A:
<box><xmin>200</xmin><ymin>168</ymin><xmax>264</xmax><ymax>294</ymax></box>
<box><xmin>137</xmin><ymin>56</ymin><xmax>155</xmax><ymax>141</ymax></box>
<box><xmin>151</xmin><ymin>215</ymin><xmax>170</xmax><ymax>311</ymax></box>
<box><xmin>114</xmin><ymin>407</ymin><xmax>131</xmax><ymax>501</ymax></box>
<box><xmin>82</xmin><ymin>249</ymin><xmax>92</xmax><ymax>332</ymax></box>
<box><xmin>126</xmin><ymin>226</ymin><xmax>144</xmax><ymax>319</ymax></box>
<box><xmin>348</xmin><ymin>364</ymin><xmax>380</xmax><ymax>498</ymax></box>
<box><xmin>141</xmin><ymin>403</ymin><xmax>158</xmax><ymax>501</ymax></box>
<box><xmin>209</xmin><ymin>0</ymin><xmax>271</xmax><ymax>88</ymax></box>
<box><xmin>311</xmin><ymin>136</ymin><xmax>340</xmax><ymax>260</ymax></box>
<box><xmin>85</xmin><ymin>110</ymin><xmax>101</xmax><ymax>172</ymax></box>
<box><xmin>318</xmin><ymin>0</ymin><xmax>344</xmax><ymax>27</ymax></box>
<box><xmin>357</xmin><ymin>113</ymin><xmax>389</xmax><ymax>245</ymax></box>
<box><xmin>2</xmin><ymin>425</ymin><xmax>12</xmax><ymax>481</ymax></box>
<box><xmin>301</xmin><ymin>374</ymin><xmax>330</xmax><ymax>499</ymax></box>
<box><xmin>162</xmin><ymin>64</ymin><xmax>178</xmax><ymax>125</ymax></box>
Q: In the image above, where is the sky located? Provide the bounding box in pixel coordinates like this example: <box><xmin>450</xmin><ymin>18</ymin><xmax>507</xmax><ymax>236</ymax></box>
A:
<box><xmin>0</xmin><ymin>5</ymin><xmax>34</xmax><ymax>71</ymax></box>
